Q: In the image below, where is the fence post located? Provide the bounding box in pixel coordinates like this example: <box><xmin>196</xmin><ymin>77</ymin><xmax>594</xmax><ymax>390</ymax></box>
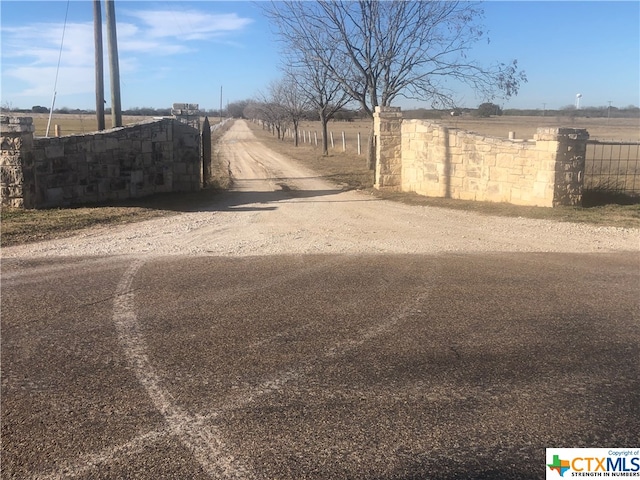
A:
<box><xmin>342</xmin><ymin>131</ymin><xmax>346</xmax><ymax>152</ymax></box>
<box><xmin>314</xmin><ymin>131</ymin><xmax>318</xmax><ymax>146</ymax></box>
<box><xmin>357</xmin><ymin>132</ymin><xmax>361</xmax><ymax>155</ymax></box>
<box><xmin>201</xmin><ymin>116</ymin><xmax>211</xmax><ymax>187</ymax></box>
<box><xmin>330</xmin><ymin>131</ymin><xmax>334</xmax><ymax>149</ymax></box>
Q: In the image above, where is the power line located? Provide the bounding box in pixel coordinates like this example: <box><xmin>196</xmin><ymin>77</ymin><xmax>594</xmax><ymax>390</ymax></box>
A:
<box><xmin>46</xmin><ymin>0</ymin><xmax>71</xmax><ymax>137</ymax></box>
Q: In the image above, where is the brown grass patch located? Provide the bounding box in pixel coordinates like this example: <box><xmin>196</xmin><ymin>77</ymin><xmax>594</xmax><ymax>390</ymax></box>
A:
<box><xmin>438</xmin><ymin>115</ymin><xmax>640</xmax><ymax>142</ymax></box>
<box><xmin>13</xmin><ymin>113</ymin><xmax>228</xmax><ymax>137</ymax></box>
<box><xmin>0</xmin><ymin>189</ymin><xmax>226</xmax><ymax>247</ymax></box>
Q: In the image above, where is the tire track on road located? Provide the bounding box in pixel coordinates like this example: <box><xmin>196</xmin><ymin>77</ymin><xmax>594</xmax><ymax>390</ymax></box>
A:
<box><xmin>111</xmin><ymin>259</ymin><xmax>253</xmax><ymax>480</ymax></box>
<box><xmin>33</xmin><ymin>256</ymin><xmax>435</xmax><ymax>479</ymax></box>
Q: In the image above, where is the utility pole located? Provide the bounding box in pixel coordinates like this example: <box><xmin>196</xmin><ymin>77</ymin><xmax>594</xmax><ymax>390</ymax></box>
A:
<box><xmin>105</xmin><ymin>0</ymin><xmax>122</xmax><ymax>127</ymax></box>
<box><xmin>93</xmin><ymin>0</ymin><xmax>105</xmax><ymax>130</ymax></box>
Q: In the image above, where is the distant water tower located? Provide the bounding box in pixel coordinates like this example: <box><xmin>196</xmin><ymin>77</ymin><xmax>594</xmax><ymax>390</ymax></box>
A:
<box><xmin>575</xmin><ymin>93</ymin><xmax>582</xmax><ymax>109</ymax></box>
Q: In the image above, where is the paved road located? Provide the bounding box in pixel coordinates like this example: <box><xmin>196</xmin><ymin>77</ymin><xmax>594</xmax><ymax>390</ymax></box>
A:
<box><xmin>2</xmin><ymin>121</ymin><xmax>639</xmax><ymax>479</ymax></box>
<box><xmin>2</xmin><ymin>253</ymin><xmax>639</xmax><ymax>479</ymax></box>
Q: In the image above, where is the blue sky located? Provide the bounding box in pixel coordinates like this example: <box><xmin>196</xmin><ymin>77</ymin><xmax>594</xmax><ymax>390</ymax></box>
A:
<box><xmin>1</xmin><ymin>1</ymin><xmax>638</xmax><ymax>112</ymax></box>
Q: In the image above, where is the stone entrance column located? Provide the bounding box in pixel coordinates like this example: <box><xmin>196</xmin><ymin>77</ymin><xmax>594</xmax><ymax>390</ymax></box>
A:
<box><xmin>1</xmin><ymin>116</ymin><xmax>36</xmax><ymax>208</ymax></box>
<box><xmin>373</xmin><ymin>106</ymin><xmax>403</xmax><ymax>190</ymax></box>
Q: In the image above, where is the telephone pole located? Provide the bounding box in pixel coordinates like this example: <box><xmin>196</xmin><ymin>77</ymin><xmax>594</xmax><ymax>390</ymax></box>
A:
<box><xmin>105</xmin><ymin>0</ymin><xmax>122</xmax><ymax>127</ymax></box>
<box><xmin>93</xmin><ymin>0</ymin><xmax>105</xmax><ymax>130</ymax></box>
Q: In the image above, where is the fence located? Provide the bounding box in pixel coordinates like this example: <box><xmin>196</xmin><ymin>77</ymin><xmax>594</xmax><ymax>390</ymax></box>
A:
<box><xmin>584</xmin><ymin>140</ymin><xmax>640</xmax><ymax>197</ymax></box>
<box><xmin>255</xmin><ymin>119</ymin><xmax>368</xmax><ymax>155</ymax></box>
<box><xmin>297</xmin><ymin>129</ymin><xmax>367</xmax><ymax>155</ymax></box>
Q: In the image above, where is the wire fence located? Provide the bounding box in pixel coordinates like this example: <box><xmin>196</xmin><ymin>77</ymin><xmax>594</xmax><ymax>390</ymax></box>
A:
<box><xmin>584</xmin><ymin>141</ymin><xmax>640</xmax><ymax>196</ymax></box>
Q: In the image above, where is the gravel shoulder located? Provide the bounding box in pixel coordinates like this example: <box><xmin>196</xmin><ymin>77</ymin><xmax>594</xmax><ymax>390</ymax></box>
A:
<box><xmin>2</xmin><ymin>120</ymin><xmax>638</xmax><ymax>259</ymax></box>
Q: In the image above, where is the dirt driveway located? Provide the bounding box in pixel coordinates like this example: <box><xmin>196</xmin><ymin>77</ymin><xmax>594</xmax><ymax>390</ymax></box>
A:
<box><xmin>1</xmin><ymin>119</ymin><xmax>638</xmax><ymax>259</ymax></box>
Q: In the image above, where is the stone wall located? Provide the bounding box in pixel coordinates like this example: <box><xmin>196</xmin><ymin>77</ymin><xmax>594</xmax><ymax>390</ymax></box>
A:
<box><xmin>0</xmin><ymin>117</ymin><xmax>36</xmax><ymax>208</ymax></box>
<box><xmin>374</xmin><ymin>107</ymin><xmax>588</xmax><ymax>207</ymax></box>
<box><xmin>1</xmin><ymin>116</ymin><xmax>201</xmax><ymax>208</ymax></box>
<box><xmin>373</xmin><ymin>107</ymin><xmax>403</xmax><ymax>189</ymax></box>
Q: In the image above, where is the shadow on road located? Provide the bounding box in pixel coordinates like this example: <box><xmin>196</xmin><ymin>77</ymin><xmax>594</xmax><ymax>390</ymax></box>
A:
<box><xmin>109</xmin><ymin>180</ymin><xmax>378</xmax><ymax>213</ymax></box>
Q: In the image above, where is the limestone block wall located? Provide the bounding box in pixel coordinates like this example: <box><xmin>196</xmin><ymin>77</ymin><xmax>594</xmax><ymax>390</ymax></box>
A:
<box><xmin>374</xmin><ymin>107</ymin><xmax>403</xmax><ymax>189</ymax></box>
<box><xmin>0</xmin><ymin>116</ymin><xmax>201</xmax><ymax>208</ymax></box>
<box><xmin>373</xmin><ymin>108</ymin><xmax>588</xmax><ymax>207</ymax></box>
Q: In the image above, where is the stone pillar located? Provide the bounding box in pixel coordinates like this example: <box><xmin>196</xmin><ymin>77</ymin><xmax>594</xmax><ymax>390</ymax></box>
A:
<box><xmin>1</xmin><ymin>116</ymin><xmax>36</xmax><ymax>208</ymax></box>
<box><xmin>534</xmin><ymin>127</ymin><xmax>588</xmax><ymax>207</ymax></box>
<box><xmin>374</xmin><ymin>106</ymin><xmax>403</xmax><ymax>190</ymax></box>
<box><xmin>172</xmin><ymin>102</ymin><xmax>201</xmax><ymax>131</ymax></box>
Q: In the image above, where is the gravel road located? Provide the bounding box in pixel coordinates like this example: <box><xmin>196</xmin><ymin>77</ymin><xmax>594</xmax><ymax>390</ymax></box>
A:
<box><xmin>2</xmin><ymin>120</ymin><xmax>638</xmax><ymax>259</ymax></box>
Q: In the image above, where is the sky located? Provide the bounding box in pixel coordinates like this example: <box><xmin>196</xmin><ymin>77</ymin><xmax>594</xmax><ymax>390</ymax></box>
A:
<box><xmin>1</xmin><ymin>1</ymin><xmax>638</xmax><ymax>112</ymax></box>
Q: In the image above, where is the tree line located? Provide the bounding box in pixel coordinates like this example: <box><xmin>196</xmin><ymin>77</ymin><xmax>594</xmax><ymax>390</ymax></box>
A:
<box><xmin>6</xmin><ymin>102</ymin><xmax>637</xmax><ymax>122</ymax></box>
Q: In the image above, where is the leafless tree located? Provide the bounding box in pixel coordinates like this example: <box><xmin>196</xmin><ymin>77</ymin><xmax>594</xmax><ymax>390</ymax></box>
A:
<box><xmin>275</xmin><ymin>74</ymin><xmax>311</xmax><ymax>147</ymax></box>
<box><xmin>252</xmin><ymin>82</ymin><xmax>289</xmax><ymax>140</ymax></box>
<box><xmin>263</xmin><ymin>0</ymin><xmax>526</xmax><ymax>168</ymax></box>
<box><xmin>285</xmin><ymin>56</ymin><xmax>351</xmax><ymax>156</ymax></box>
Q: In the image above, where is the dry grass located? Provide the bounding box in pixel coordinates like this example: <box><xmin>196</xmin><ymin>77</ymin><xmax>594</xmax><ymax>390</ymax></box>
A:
<box><xmin>439</xmin><ymin>115</ymin><xmax>640</xmax><ymax>142</ymax></box>
<box><xmin>0</xmin><ymin>189</ymin><xmax>230</xmax><ymax>247</ymax></box>
<box><xmin>373</xmin><ymin>190</ymin><xmax>640</xmax><ymax>229</ymax></box>
<box><xmin>249</xmin><ymin>121</ymin><xmax>373</xmax><ymax>190</ymax></box>
<box><xmin>290</xmin><ymin>115</ymin><xmax>640</xmax><ymax>143</ymax></box>
<box><xmin>208</xmin><ymin>120</ymin><xmax>235</xmax><ymax>190</ymax></box>
<box><xmin>11</xmin><ymin>113</ymin><xmax>227</xmax><ymax>137</ymax></box>
<box><xmin>15</xmin><ymin>112</ymin><xmax>639</xmax><ymax>142</ymax></box>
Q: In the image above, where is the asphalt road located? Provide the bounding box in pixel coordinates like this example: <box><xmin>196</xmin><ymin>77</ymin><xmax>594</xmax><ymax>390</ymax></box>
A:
<box><xmin>2</xmin><ymin>251</ymin><xmax>639</xmax><ymax>479</ymax></box>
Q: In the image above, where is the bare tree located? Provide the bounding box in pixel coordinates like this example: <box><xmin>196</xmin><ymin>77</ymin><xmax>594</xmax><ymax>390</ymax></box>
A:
<box><xmin>272</xmin><ymin>13</ymin><xmax>352</xmax><ymax>156</ymax></box>
<box><xmin>286</xmin><ymin>54</ymin><xmax>351</xmax><ymax>156</ymax></box>
<box><xmin>247</xmin><ymin>100</ymin><xmax>285</xmax><ymax>138</ymax></box>
<box><xmin>275</xmin><ymin>74</ymin><xmax>311</xmax><ymax>147</ymax></box>
<box><xmin>254</xmin><ymin>81</ymin><xmax>291</xmax><ymax>140</ymax></box>
<box><xmin>263</xmin><ymin>0</ymin><xmax>527</xmax><ymax>168</ymax></box>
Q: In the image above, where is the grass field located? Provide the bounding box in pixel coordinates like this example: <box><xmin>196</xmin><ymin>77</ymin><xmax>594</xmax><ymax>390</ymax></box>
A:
<box><xmin>11</xmin><ymin>112</ymin><xmax>639</xmax><ymax>142</ymax></box>
<box><xmin>10</xmin><ymin>113</ymin><xmax>227</xmax><ymax>137</ymax></box>
<box><xmin>264</xmin><ymin>114</ymin><xmax>640</xmax><ymax>161</ymax></box>
<box><xmin>440</xmin><ymin>115</ymin><xmax>640</xmax><ymax>142</ymax></box>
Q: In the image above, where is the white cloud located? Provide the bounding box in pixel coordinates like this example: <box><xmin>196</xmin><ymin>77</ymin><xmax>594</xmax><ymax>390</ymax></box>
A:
<box><xmin>9</xmin><ymin>66</ymin><xmax>94</xmax><ymax>98</ymax></box>
<box><xmin>1</xmin><ymin>5</ymin><xmax>253</xmax><ymax>104</ymax></box>
<box><xmin>2</xmin><ymin>22</ymin><xmax>95</xmax><ymax>66</ymax></box>
<box><xmin>123</xmin><ymin>9</ymin><xmax>253</xmax><ymax>41</ymax></box>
